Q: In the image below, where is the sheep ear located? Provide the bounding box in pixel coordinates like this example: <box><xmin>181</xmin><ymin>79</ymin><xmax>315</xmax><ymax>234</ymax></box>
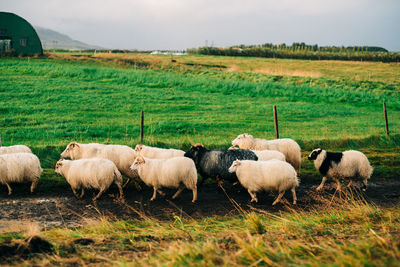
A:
<box><xmin>69</xmin><ymin>142</ymin><xmax>80</xmax><ymax>149</ymax></box>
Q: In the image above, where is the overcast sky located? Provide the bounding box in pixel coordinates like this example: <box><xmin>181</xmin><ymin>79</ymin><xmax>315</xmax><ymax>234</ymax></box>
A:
<box><xmin>1</xmin><ymin>0</ymin><xmax>399</xmax><ymax>51</ymax></box>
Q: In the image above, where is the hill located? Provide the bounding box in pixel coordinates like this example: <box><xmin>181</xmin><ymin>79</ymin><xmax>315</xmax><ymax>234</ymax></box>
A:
<box><xmin>34</xmin><ymin>26</ymin><xmax>104</xmax><ymax>50</ymax></box>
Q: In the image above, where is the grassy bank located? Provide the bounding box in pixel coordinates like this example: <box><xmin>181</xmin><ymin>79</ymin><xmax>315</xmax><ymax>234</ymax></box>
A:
<box><xmin>2</xmin><ymin>197</ymin><xmax>399</xmax><ymax>266</ymax></box>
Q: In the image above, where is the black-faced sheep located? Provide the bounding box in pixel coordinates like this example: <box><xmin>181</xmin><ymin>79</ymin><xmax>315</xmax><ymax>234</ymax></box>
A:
<box><xmin>55</xmin><ymin>158</ymin><xmax>124</xmax><ymax>201</ymax></box>
<box><xmin>228</xmin><ymin>159</ymin><xmax>299</xmax><ymax>205</ymax></box>
<box><xmin>60</xmin><ymin>142</ymin><xmax>141</xmax><ymax>190</ymax></box>
<box><xmin>183</xmin><ymin>144</ymin><xmax>258</xmax><ymax>185</ymax></box>
<box><xmin>135</xmin><ymin>144</ymin><xmax>185</xmax><ymax>159</ymax></box>
<box><xmin>231</xmin><ymin>133</ymin><xmax>301</xmax><ymax>174</ymax></box>
<box><xmin>308</xmin><ymin>148</ymin><xmax>373</xmax><ymax>191</ymax></box>
<box><xmin>0</xmin><ymin>153</ymin><xmax>42</xmax><ymax>195</ymax></box>
<box><xmin>130</xmin><ymin>155</ymin><xmax>197</xmax><ymax>203</ymax></box>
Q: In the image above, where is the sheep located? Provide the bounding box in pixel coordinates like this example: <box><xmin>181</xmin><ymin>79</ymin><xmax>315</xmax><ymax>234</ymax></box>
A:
<box><xmin>0</xmin><ymin>145</ymin><xmax>32</xmax><ymax>155</ymax></box>
<box><xmin>228</xmin><ymin>159</ymin><xmax>299</xmax><ymax>205</ymax></box>
<box><xmin>184</xmin><ymin>143</ymin><xmax>258</xmax><ymax>186</ymax></box>
<box><xmin>231</xmin><ymin>133</ymin><xmax>301</xmax><ymax>174</ymax></box>
<box><xmin>229</xmin><ymin>146</ymin><xmax>285</xmax><ymax>161</ymax></box>
<box><xmin>130</xmin><ymin>155</ymin><xmax>197</xmax><ymax>203</ymax></box>
<box><xmin>0</xmin><ymin>152</ymin><xmax>42</xmax><ymax>195</ymax></box>
<box><xmin>135</xmin><ymin>144</ymin><xmax>185</xmax><ymax>159</ymax></box>
<box><xmin>60</xmin><ymin>142</ymin><xmax>141</xmax><ymax>190</ymax></box>
<box><xmin>55</xmin><ymin>158</ymin><xmax>124</xmax><ymax>201</ymax></box>
<box><xmin>308</xmin><ymin>148</ymin><xmax>373</xmax><ymax>192</ymax></box>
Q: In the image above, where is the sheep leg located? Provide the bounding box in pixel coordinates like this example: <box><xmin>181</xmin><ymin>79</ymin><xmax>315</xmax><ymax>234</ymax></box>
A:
<box><xmin>362</xmin><ymin>179</ymin><xmax>368</xmax><ymax>191</ymax></box>
<box><xmin>272</xmin><ymin>191</ymin><xmax>285</xmax><ymax>205</ymax></box>
<box><xmin>291</xmin><ymin>187</ymin><xmax>297</xmax><ymax>205</ymax></box>
<box><xmin>122</xmin><ymin>178</ymin><xmax>131</xmax><ymax>189</ymax></box>
<box><xmin>132</xmin><ymin>178</ymin><xmax>142</xmax><ymax>191</ymax></box>
<box><xmin>216</xmin><ymin>175</ymin><xmax>223</xmax><ymax>187</ymax></box>
<box><xmin>116</xmin><ymin>182</ymin><xmax>124</xmax><ymax>199</ymax></box>
<box><xmin>30</xmin><ymin>179</ymin><xmax>38</xmax><ymax>193</ymax></box>
<box><xmin>5</xmin><ymin>182</ymin><xmax>12</xmax><ymax>195</ymax></box>
<box><xmin>93</xmin><ymin>189</ymin><xmax>105</xmax><ymax>201</ymax></box>
<box><xmin>248</xmin><ymin>189</ymin><xmax>258</xmax><ymax>203</ymax></box>
<box><xmin>150</xmin><ymin>187</ymin><xmax>158</xmax><ymax>201</ymax></box>
<box><xmin>192</xmin><ymin>186</ymin><xmax>197</xmax><ymax>203</ymax></box>
<box><xmin>316</xmin><ymin>177</ymin><xmax>327</xmax><ymax>191</ymax></box>
<box><xmin>71</xmin><ymin>187</ymin><xmax>80</xmax><ymax>198</ymax></box>
<box><xmin>346</xmin><ymin>180</ymin><xmax>353</xmax><ymax>188</ymax></box>
<box><xmin>334</xmin><ymin>178</ymin><xmax>342</xmax><ymax>192</ymax></box>
<box><xmin>157</xmin><ymin>190</ymin><xmax>166</xmax><ymax>197</ymax></box>
<box><xmin>172</xmin><ymin>184</ymin><xmax>185</xmax><ymax>200</ymax></box>
<box><xmin>79</xmin><ymin>188</ymin><xmax>85</xmax><ymax>198</ymax></box>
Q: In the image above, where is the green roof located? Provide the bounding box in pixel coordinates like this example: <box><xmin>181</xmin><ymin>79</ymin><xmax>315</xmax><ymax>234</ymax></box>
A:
<box><xmin>0</xmin><ymin>12</ymin><xmax>43</xmax><ymax>55</ymax></box>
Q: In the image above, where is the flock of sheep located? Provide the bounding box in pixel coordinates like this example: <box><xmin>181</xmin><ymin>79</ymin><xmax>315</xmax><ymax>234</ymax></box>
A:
<box><xmin>0</xmin><ymin>133</ymin><xmax>373</xmax><ymax>205</ymax></box>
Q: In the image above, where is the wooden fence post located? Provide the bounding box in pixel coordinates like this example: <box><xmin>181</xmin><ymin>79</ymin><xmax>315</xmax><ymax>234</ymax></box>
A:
<box><xmin>273</xmin><ymin>105</ymin><xmax>279</xmax><ymax>139</ymax></box>
<box><xmin>383</xmin><ymin>102</ymin><xmax>389</xmax><ymax>135</ymax></box>
<box><xmin>140</xmin><ymin>110</ymin><xmax>144</xmax><ymax>143</ymax></box>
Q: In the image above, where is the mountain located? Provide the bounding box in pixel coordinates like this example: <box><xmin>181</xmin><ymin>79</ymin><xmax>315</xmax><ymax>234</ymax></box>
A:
<box><xmin>34</xmin><ymin>26</ymin><xmax>104</xmax><ymax>50</ymax></box>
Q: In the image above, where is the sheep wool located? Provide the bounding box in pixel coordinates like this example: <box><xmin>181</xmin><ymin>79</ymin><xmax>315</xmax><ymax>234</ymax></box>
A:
<box><xmin>0</xmin><ymin>152</ymin><xmax>42</xmax><ymax>195</ymax></box>
<box><xmin>55</xmin><ymin>158</ymin><xmax>123</xmax><ymax>201</ymax></box>
<box><xmin>308</xmin><ymin>148</ymin><xmax>373</xmax><ymax>191</ymax></box>
<box><xmin>60</xmin><ymin>142</ymin><xmax>141</xmax><ymax>190</ymax></box>
<box><xmin>228</xmin><ymin>159</ymin><xmax>299</xmax><ymax>205</ymax></box>
<box><xmin>0</xmin><ymin>145</ymin><xmax>32</xmax><ymax>155</ymax></box>
<box><xmin>231</xmin><ymin>133</ymin><xmax>301</xmax><ymax>174</ymax></box>
<box><xmin>135</xmin><ymin>144</ymin><xmax>185</xmax><ymax>159</ymax></box>
<box><xmin>130</xmin><ymin>156</ymin><xmax>197</xmax><ymax>203</ymax></box>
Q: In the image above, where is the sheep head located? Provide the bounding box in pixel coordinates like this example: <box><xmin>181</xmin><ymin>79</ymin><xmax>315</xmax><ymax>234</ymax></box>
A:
<box><xmin>231</xmin><ymin>133</ymin><xmax>253</xmax><ymax>149</ymax></box>
<box><xmin>61</xmin><ymin>142</ymin><xmax>80</xmax><ymax>159</ymax></box>
<box><xmin>184</xmin><ymin>144</ymin><xmax>206</xmax><ymax>160</ymax></box>
<box><xmin>130</xmin><ymin>156</ymin><xmax>145</xmax><ymax>172</ymax></box>
<box><xmin>308</xmin><ymin>148</ymin><xmax>323</xmax><ymax>160</ymax></box>
<box><xmin>228</xmin><ymin>160</ymin><xmax>241</xmax><ymax>173</ymax></box>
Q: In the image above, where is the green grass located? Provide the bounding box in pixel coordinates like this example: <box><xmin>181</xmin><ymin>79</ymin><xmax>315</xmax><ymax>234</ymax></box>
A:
<box><xmin>1</xmin><ymin>56</ymin><xmax>399</xmax><ymax>150</ymax></box>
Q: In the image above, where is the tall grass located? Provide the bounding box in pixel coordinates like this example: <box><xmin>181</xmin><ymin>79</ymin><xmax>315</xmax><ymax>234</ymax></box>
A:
<box><xmin>3</xmin><ymin>193</ymin><xmax>399</xmax><ymax>266</ymax></box>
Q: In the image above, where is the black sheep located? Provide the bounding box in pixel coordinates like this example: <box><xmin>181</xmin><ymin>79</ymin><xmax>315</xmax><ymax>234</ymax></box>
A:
<box><xmin>184</xmin><ymin>144</ymin><xmax>258</xmax><ymax>186</ymax></box>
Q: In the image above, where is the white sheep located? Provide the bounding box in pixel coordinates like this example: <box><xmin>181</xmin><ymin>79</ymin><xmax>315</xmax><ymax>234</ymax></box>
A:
<box><xmin>55</xmin><ymin>158</ymin><xmax>124</xmax><ymax>201</ymax></box>
<box><xmin>0</xmin><ymin>145</ymin><xmax>32</xmax><ymax>155</ymax></box>
<box><xmin>308</xmin><ymin>148</ymin><xmax>373</xmax><ymax>191</ymax></box>
<box><xmin>0</xmin><ymin>153</ymin><xmax>42</xmax><ymax>195</ymax></box>
<box><xmin>228</xmin><ymin>146</ymin><xmax>285</xmax><ymax>161</ymax></box>
<box><xmin>228</xmin><ymin>159</ymin><xmax>299</xmax><ymax>205</ymax></box>
<box><xmin>60</xmin><ymin>142</ymin><xmax>141</xmax><ymax>189</ymax></box>
<box><xmin>130</xmin><ymin>155</ymin><xmax>197</xmax><ymax>203</ymax></box>
<box><xmin>135</xmin><ymin>144</ymin><xmax>185</xmax><ymax>159</ymax></box>
<box><xmin>231</xmin><ymin>133</ymin><xmax>301</xmax><ymax>174</ymax></box>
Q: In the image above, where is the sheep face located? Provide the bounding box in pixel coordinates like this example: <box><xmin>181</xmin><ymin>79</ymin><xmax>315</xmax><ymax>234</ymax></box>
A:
<box><xmin>308</xmin><ymin>148</ymin><xmax>323</xmax><ymax>160</ymax></box>
<box><xmin>55</xmin><ymin>159</ymin><xmax>64</xmax><ymax>175</ymax></box>
<box><xmin>231</xmin><ymin>133</ymin><xmax>253</xmax><ymax>148</ymax></box>
<box><xmin>135</xmin><ymin>144</ymin><xmax>143</xmax><ymax>152</ymax></box>
<box><xmin>130</xmin><ymin>156</ymin><xmax>145</xmax><ymax>172</ymax></box>
<box><xmin>61</xmin><ymin>142</ymin><xmax>80</xmax><ymax>159</ymax></box>
<box><xmin>184</xmin><ymin>144</ymin><xmax>205</xmax><ymax>160</ymax></box>
<box><xmin>228</xmin><ymin>160</ymin><xmax>240</xmax><ymax>173</ymax></box>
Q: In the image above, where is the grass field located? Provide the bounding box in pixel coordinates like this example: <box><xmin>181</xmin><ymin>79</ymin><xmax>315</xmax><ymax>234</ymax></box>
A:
<box><xmin>0</xmin><ymin>53</ymin><xmax>400</xmax><ymax>265</ymax></box>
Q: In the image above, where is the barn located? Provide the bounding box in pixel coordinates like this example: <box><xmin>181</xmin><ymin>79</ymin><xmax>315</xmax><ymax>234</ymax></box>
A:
<box><xmin>0</xmin><ymin>12</ymin><xmax>43</xmax><ymax>56</ymax></box>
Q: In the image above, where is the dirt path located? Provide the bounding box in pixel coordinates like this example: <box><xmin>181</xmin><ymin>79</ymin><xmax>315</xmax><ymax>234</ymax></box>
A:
<box><xmin>1</xmin><ymin>179</ymin><xmax>399</xmax><ymax>229</ymax></box>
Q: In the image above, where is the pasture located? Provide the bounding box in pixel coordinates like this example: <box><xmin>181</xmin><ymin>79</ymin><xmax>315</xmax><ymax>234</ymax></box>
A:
<box><xmin>0</xmin><ymin>53</ymin><xmax>399</xmax><ymax>265</ymax></box>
